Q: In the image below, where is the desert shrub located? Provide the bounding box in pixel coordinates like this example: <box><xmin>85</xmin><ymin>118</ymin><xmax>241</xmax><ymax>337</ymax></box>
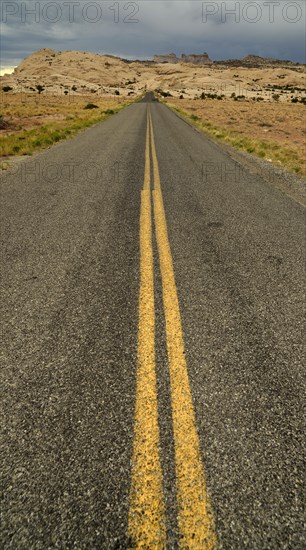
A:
<box><xmin>32</xmin><ymin>139</ymin><xmax>42</xmax><ymax>147</ymax></box>
<box><xmin>2</xmin><ymin>86</ymin><xmax>12</xmax><ymax>92</ymax></box>
<box><xmin>71</xmin><ymin>85</ymin><xmax>77</xmax><ymax>91</ymax></box>
<box><xmin>36</xmin><ymin>84</ymin><xmax>44</xmax><ymax>94</ymax></box>
<box><xmin>205</xmin><ymin>93</ymin><xmax>218</xmax><ymax>100</ymax></box>
<box><xmin>51</xmin><ymin>132</ymin><xmax>61</xmax><ymax>142</ymax></box>
<box><xmin>180</xmin><ymin>94</ymin><xmax>184</xmax><ymax>99</ymax></box>
<box><xmin>0</xmin><ymin>115</ymin><xmax>7</xmax><ymax>129</ymax></box>
<box><xmin>84</xmin><ymin>103</ymin><xmax>98</xmax><ymax>109</ymax></box>
<box><xmin>115</xmin><ymin>90</ymin><xmax>120</xmax><ymax>95</ymax></box>
<box><xmin>272</xmin><ymin>94</ymin><xmax>280</xmax><ymax>101</ymax></box>
<box><xmin>291</xmin><ymin>97</ymin><xmax>299</xmax><ymax>103</ymax></box>
<box><xmin>104</xmin><ymin>109</ymin><xmax>114</xmax><ymax>115</ymax></box>
<box><xmin>0</xmin><ymin>115</ymin><xmax>9</xmax><ymax>129</ymax></box>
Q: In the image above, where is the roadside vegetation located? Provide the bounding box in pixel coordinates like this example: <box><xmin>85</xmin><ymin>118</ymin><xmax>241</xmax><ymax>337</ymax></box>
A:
<box><xmin>164</xmin><ymin>98</ymin><xmax>306</xmax><ymax>179</ymax></box>
<box><xmin>0</xmin><ymin>93</ymin><xmax>132</xmax><ymax>164</ymax></box>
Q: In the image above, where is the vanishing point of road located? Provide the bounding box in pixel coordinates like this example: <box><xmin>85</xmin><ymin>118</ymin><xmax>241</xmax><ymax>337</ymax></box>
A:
<box><xmin>1</xmin><ymin>93</ymin><xmax>305</xmax><ymax>548</ymax></box>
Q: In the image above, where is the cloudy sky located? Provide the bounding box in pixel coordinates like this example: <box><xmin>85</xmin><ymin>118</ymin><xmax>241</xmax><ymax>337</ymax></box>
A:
<box><xmin>1</xmin><ymin>0</ymin><xmax>305</xmax><ymax>69</ymax></box>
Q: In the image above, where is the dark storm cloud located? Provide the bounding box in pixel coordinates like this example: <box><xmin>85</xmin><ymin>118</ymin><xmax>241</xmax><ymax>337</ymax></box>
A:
<box><xmin>0</xmin><ymin>0</ymin><xmax>305</xmax><ymax>67</ymax></box>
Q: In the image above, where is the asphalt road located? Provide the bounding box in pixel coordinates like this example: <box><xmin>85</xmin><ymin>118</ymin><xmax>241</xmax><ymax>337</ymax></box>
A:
<box><xmin>1</xmin><ymin>93</ymin><xmax>305</xmax><ymax>549</ymax></box>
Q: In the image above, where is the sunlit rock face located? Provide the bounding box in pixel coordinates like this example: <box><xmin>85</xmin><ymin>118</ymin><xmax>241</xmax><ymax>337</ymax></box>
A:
<box><xmin>153</xmin><ymin>53</ymin><xmax>212</xmax><ymax>65</ymax></box>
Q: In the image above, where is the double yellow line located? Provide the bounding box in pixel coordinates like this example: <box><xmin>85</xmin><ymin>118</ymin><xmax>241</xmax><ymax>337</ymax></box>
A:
<box><xmin>128</xmin><ymin>106</ymin><xmax>217</xmax><ymax>548</ymax></box>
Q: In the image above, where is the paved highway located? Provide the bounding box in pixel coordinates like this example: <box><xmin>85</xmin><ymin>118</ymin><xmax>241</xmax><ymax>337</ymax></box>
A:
<box><xmin>1</xmin><ymin>94</ymin><xmax>305</xmax><ymax>548</ymax></box>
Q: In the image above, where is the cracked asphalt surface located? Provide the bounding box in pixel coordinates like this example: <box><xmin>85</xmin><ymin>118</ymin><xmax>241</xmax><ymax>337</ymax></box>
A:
<box><xmin>1</xmin><ymin>94</ymin><xmax>305</xmax><ymax>548</ymax></box>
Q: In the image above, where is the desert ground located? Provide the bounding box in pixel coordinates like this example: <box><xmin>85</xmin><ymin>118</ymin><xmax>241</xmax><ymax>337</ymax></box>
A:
<box><xmin>164</xmin><ymin>97</ymin><xmax>306</xmax><ymax>178</ymax></box>
<box><xmin>0</xmin><ymin>93</ymin><xmax>130</xmax><ymax>162</ymax></box>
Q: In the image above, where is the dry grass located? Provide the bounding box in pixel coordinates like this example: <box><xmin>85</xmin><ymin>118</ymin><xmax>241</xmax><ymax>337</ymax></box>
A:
<box><xmin>166</xmin><ymin>98</ymin><xmax>306</xmax><ymax>179</ymax></box>
<box><xmin>0</xmin><ymin>93</ymin><xmax>132</xmax><ymax>158</ymax></box>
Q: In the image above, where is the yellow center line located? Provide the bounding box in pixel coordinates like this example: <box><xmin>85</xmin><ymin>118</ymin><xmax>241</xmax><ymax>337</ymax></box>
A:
<box><xmin>149</xmin><ymin>110</ymin><xmax>217</xmax><ymax>549</ymax></box>
<box><xmin>129</xmin><ymin>104</ymin><xmax>216</xmax><ymax>548</ymax></box>
<box><xmin>149</xmin><ymin>110</ymin><xmax>161</xmax><ymax>191</ymax></box>
<box><xmin>128</xmin><ymin>106</ymin><xmax>166</xmax><ymax>548</ymax></box>
<box><xmin>143</xmin><ymin>108</ymin><xmax>151</xmax><ymax>190</ymax></box>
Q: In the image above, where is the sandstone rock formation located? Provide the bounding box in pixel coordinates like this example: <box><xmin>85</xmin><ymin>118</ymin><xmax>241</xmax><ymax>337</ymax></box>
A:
<box><xmin>153</xmin><ymin>53</ymin><xmax>212</xmax><ymax>65</ymax></box>
<box><xmin>1</xmin><ymin>49</ymin><xmax>304</xmax><ymax>102</ymax></box>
